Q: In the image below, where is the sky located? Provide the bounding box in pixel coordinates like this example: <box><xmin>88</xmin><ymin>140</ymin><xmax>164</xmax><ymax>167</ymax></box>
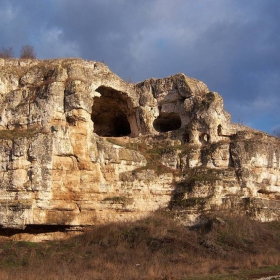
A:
<box><xmin>0</xmin><ymin>0</ymin><xmax>280</xmax><ymax>135</ymax></box>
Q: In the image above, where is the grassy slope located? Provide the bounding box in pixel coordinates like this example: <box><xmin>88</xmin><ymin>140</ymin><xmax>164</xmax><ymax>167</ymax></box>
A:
<box><xmin>0</xmin><ymin>212</ymin><xmax>280</xmax><ymax>280</ymax></box>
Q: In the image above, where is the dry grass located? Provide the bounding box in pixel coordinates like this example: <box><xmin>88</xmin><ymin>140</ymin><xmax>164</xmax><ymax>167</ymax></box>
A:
<box><xmin>0</xmin><ymin>126</ymin><xmax>47</xmax><ymax>140</ymax></box>
<box><xmin>0</xmin><ymin>212</ymin><xmax>280</xmax><ymax>279</ymax></box>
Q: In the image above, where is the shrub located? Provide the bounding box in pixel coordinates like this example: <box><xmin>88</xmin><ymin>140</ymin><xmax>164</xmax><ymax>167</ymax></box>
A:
<box><xmin>0</xmin><ymin>47</ymin><xmax>14</xmax><ymax>58</ymax></box>
<box><xmin>20</xmin><ymin>45</ymin><xmax>36</xmax><ymax>59</ymax></box>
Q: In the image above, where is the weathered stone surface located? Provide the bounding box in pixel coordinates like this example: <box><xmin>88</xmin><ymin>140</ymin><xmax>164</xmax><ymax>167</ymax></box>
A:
<box><xmin>0</xmin><ymin>58</ymin><xmax>279</xmax><ymax>240</ymax></box>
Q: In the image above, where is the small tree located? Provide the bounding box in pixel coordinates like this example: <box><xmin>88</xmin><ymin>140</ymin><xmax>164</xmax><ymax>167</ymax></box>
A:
<box><xmin>20</xmin><ymin>45</ymin><xmax>36</xmax><ymax>59</ymax></box>
<box><xmin>0</xmin><ymin>47</ymin><xmax>14</xmax><ymax>58</ymax></box>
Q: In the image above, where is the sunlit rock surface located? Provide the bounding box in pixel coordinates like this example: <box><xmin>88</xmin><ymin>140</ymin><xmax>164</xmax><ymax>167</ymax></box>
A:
<box><xmin>0</xmin><ymin>58</ymin><xmax>279</xmax><ymax>240</ymax></box>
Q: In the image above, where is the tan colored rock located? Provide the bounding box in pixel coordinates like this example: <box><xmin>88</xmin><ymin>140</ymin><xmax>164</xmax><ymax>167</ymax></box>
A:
<box><xmin>0</xmin><ymin>58</ymin><xmax>279</xmax><ymax>240</ymax></box>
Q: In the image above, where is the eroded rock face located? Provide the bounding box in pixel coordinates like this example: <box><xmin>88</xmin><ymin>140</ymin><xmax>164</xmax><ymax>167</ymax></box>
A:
<box><xmin>0</xmin><ymin>58</ymin><xmax>279</xmax><ymax>240</ymax></box>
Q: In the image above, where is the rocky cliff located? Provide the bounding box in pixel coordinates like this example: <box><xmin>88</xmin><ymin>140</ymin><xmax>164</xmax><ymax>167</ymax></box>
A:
<box><xmin>0</xmin><ymin>58</ymin><xmax>279</xmax><ymax>240</ymax></box>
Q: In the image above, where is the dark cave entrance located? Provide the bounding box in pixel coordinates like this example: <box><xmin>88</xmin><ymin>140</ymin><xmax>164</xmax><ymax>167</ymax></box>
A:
<box><xmin>153</xmin><ymin>112</ymin><xmax>181</xmax><ymax>132</ymax></box>
<box><xmin>199</xmin><ymin>133</ymin><xmax>210</xmax><ymax>144</ymax></box>
<box><xmin>217</xmin><ymin>124</ymin><xmax>222</xmax><ymax>136</ymax></box>
<box><xmin>92</xmin><ymin>86</ymin><xmax>131</xmax><ymax>137</ymax></box>
<box><xmin>183</xmin><ymin>132</ymin><xmax>190</xmax><ymax>143</ymax></box>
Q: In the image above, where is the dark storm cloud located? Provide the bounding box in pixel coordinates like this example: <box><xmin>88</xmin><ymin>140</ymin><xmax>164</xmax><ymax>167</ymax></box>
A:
<box><xmin>0</xmin><ymin>0</ymin><xmax>53</xmax><ymax>54</ymax></box>
<box><xmin>0</xmin><ymin>0</ymin><xmax>279</xmax><ymax>133</ymax></box>
<box><xmin>50</xmin><ymin>0</ymin><xmax>166</xmax><ymax>76</ymax></box>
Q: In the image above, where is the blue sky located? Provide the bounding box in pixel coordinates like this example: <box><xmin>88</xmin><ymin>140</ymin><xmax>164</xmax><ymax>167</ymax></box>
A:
<box><xmin>0</xmin><ymin>0</ymin><xmax>280</xmax><ymax>134</ymax></box>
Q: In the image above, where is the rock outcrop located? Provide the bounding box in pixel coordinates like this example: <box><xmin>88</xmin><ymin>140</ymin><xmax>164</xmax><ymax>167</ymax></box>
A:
<box><xmin>0</xmin><ymin>58</ymin><xmax>279</xmax><ymax>240</ymax></box>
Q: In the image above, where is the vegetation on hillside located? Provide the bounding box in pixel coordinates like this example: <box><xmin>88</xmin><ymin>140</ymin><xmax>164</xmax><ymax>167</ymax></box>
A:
<box><xmin>0</xmin><ymin>211</ymin><xmax>280</xmax><ymax>279</ymax></box>
<box><xmin>0</xmin><ymin>126</ymin><xmax>48</xmax><ymax>140</ymax></box>
<box><xmin>0</xmin><ymin>45</ymin><xmax>36</xmax><ymax>59</ymax></box>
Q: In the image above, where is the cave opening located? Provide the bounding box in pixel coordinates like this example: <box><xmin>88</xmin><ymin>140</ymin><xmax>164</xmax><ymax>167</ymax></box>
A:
<box><xmin>199</xmin><ymin>133</ymin><xmax>210</xmax><ymax>144</ymax></box>
<box><xmin>92</xmin><ymin>86</ymin><xmax>131</xmax><ymax>137</ymax></box>
<box><xmin>183</xmin><ymin>132</ymin><xmax>190</xmax><ymax>143</ymax></box>
<box><xmin>217</xmin><ymin>124</ymin><xmax>222</xmax><ymax>136</ymax></box>
<box><xmin>0</xmin><ymin>224</ymin><xmax>72</xmax><ymax>237</ymax></box>
<box><xmin>153</xmin><ymin>112</ymin><xmax>181</xmax><ymax>132</ymax></box>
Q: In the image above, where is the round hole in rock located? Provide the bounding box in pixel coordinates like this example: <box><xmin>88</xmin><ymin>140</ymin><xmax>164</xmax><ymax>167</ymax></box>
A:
<box><xmin>199</xmin><ymin>133</ymin><xmax>210</xmax><ymax>144</ymax></box>
<box><xmin>153</xmin><ymin>112</ymin><xmax>181</xmax><ymax>132</ymax></box>
<box><xmin>92</xmin><ymin>86</ymin><xmax>131</xmax><ymax>137</ymax></box>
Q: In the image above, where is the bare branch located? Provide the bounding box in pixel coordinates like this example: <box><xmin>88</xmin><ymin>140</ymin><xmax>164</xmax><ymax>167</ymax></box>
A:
<box><xmin>0</xmin><ymin>47</ymin><xmax>14</xmax><ymax>58</ymax></box>
<box><xmin>20</xmin><ymin>45</ymin><xmax>36</xmax><ymax>59</ymax></box>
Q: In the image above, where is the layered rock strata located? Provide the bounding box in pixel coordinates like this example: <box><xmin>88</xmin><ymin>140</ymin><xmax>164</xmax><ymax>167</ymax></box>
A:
<box><xmin>0</xmin><ymin>58</ymin><xmax>279</xmax><ymax>240</ymax></box>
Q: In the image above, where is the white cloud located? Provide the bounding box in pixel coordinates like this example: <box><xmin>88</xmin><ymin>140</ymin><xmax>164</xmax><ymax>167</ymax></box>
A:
<box><xmin>0</xmin><ymin>4</ymin><xmax>17</xmax><ymax>23</ymax></box>
<box><xmin>38</xmin><ymin>27</ymin><xmax>80</xmax><ymax>58</ymax></box>
<box><xmin>252</xmin><ymin>96</ymin><xmax>279</xmax><ymax>111</ymax></box>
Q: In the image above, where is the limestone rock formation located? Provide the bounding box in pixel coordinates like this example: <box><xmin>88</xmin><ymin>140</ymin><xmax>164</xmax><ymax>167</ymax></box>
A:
<box><xmin>0</xmin><ymin>58</ymin><xmax>279</xmax><ymax>240</ymax></box>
